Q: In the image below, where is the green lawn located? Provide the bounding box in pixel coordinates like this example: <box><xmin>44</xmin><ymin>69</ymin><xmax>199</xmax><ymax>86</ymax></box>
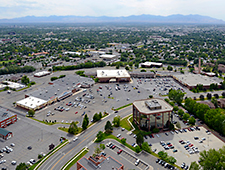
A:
<box><xmin>120</xmin><ymin>115</ymin><xmax>133</xmax><ymax>131</ymax></box>
<box><xmin>61</xmin><ymin>148</ymin><xmax>88</xmax><ymax>170</ymax></box>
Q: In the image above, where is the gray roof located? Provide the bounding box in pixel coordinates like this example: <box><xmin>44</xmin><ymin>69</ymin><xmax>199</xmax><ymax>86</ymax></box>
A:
<box><xmin>133</xmin><ymin>98</ymin><xmax>173</xmax><ymax>114</ymax></box>
<box><xmin>0</xmin><ymin>128</ymin><xmax>12</xmax><ymax>136</ymax></box>
<box><xmin>0</xmin><ymin>107</ymin><xmax>16</xmax><ymax>122</ymax></box>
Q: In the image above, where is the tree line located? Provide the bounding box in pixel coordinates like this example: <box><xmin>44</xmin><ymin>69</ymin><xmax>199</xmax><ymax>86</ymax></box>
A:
<box><xmin>0</xmin><ymin>65</ymin><xmax>35</xmax><ymax>75</ymax></box>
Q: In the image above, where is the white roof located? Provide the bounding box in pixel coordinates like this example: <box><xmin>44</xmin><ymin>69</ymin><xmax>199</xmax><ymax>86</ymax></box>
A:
<box><xmin>99</xmin><ymin>54</ymin><xmax>117</xmax><ymax>59</ymax></box>
<box><xmin>141</xmin><ymin>62</ymin><xmax>163</xmax><ymax>66</ymax></box>
<box><xmin>63</xmin><ymin>51</ymin><xmax>81</xmax><ymax>55</ymax></box>
<box><xmin>16</xmin><ymin>96</ymin><xmax>47</xmax><ymax>109</ymax></box>
<box><xmin>97</xmin><ymin>70</ymin><xmax>130</xmax><ymax>78</ymax></box>
<box><xmin>3</xmin><ymin>81</ymin><xmax>25</xmax><ymax>89</ymax></box>
<box><xmin>34</xmin><ymin>71</ymin><xmax>50</xmax><ymax>77</ymax></box>
<box><xmin>175</xmin><ymin>73</ymin><xmax>221</xmax><ymax>86</ymax></box>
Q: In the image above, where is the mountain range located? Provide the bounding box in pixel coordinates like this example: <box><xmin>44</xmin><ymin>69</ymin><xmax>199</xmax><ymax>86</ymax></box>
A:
<box><xmin>0</xmin><ymin>14</ymin><xmax>224</xmax><ymax>24</ymax></box>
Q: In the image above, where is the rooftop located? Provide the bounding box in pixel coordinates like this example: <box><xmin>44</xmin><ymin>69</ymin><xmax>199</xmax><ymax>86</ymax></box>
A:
<box><xmin>78</xmin><ymin>155</ymin><xmax>123</xmax><ymax>170</ymax></box>
<box><xmin>99</xmin><ymin>54</ymin><xmax>117</xmax><ymax>59</ymax></box>
<box><xmin>133</xmin><ymin>98</ymin><xmax>173</xmax><ymax>114</ymax></box>
<box><xmin>0</xmin><ymin>107</ymin><xmax>16</xmax><ymax>122</ymax></box>
<box><xmin>141</xmin><ymin>62</ymin><xmax>163</xmax><ymax>66</ymax></box>
<box><xmin>174</xmin><ymin>73</ymin><xmax>222</xmax><ymax>87</ymax></box>
<box><xmin>97</xmin><ymin>69</ymin><xmax>130</xmax><ymax>78</ymax></box>
<box><xmin>34</xmin><ymin>71</ymin><xmax>50</xmax><ymax>77</ymax></box>
<box><xmin>16</xmin><ymin>96</ymin><xmax>47</xmax><ymax>109</ymax></box>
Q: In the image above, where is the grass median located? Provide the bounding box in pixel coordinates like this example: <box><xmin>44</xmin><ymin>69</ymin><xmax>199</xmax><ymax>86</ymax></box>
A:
<box><xmin>61</xmin><ymin>148</ymin><xmax>88</xmax><ymax>170</ymax></box>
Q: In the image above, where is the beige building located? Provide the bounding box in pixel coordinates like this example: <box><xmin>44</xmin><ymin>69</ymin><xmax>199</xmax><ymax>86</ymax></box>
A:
<box><xmin>97</xmin><ymin>69</ymin><xmax>130</xmax><ymax>83</ymax></box>
<box><xmin>133</xmin><ymin>98</ymin><xmax>173</xmax><ymax>131</ymax></box>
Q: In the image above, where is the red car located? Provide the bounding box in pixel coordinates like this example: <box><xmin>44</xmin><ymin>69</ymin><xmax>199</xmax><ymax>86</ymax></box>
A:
<box><xmin>179</xmin><ymin>140</ymin><xmax>183</xmax><ymax>143</ymax></box>
<box><xmin>152</xmin><ymin>134</ymin><xmax>154</xmax><ymax>138</ymax></box>
<box><xmin>168</xmin><ymin>144</ymin><xmax>173</xmax><ymax>147</ymax></box>
<box><xmin>117</xmin><ymin>149</ymin><xmax>123</xmax><ymax>154</ymax></box>
<box><xmin>189</xmin><ymin>144</ymin><xmax>193</xmax><ymax>147</ymax></box>
<box><xmin>112</xmin><ymin>145</ymin><xmax>116</xmax><ymax>149</ymax></box>
<box><xmin>75</xmin><ymin>111</ymin><xmax>78</xmax><ymax>114</ymax></box>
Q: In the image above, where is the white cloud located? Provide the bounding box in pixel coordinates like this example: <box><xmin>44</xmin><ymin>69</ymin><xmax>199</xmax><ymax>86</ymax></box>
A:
<box><xmin>0</xmin><ymin>0</ymin><xmax>224</xmax><ymax>20</ymax></box>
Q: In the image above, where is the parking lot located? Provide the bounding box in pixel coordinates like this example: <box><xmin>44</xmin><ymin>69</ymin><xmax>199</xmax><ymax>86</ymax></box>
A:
<box><xmin>113</xmin><ymin>125</ymin><xmax>225</xmax><ymax>168</ymax></box>
<box><xmin>0</xmin><ymin>116</ymin><xmax>63</xmax><ymax>169</ymax></box>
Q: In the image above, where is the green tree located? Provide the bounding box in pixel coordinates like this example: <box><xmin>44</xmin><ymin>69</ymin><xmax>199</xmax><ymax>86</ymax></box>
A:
<box><xmin>178</xmin><ymin>109</ymin><xmax>184</xmax><ymax>116</ymax></box>
<box><xmin>125</xmin><ymin>66</ymin><xmax>129</xmax><ymax>70</ymax></box>
<box><xmin>167</xmin><ymin>156</ymin><xmax>177</xmax><ymax>164</ymax></box>
<box><xmin>28</xmin><ymin>109</ymin><xmax>35</xmax><ymax>117</ymax></box>
<box><xmin>82</xmin><ymin>114</ymin><xmax>89</xmax><ymax>130</ymax></box>
<box><xmin>211</xmin><ymin>97</ymin><xmax>218</xmax><ymax>108</ymax></box>
<box><xmin>136</xmin><ymin>133</ymin><xmax>144</xmax><ymax>147</ymax></box>
<box><xmin>142</xmin><ymin>142</ymin><xmax>151</xmax><ymax>153</ymax></box>
<box><xmin>158</xmin><ymin>151</ymin><xmax>168</xmax><ymax>161</ymax></box>
<box><xmin>188</xmin><ymin>117</ymin><xmax>196</xmax><ymax>125</ymax></box>
<box><xmin>207</xmin><ymin>93</ymin><xmax>212</xmax><ymax>100</ymax></box>
<box><xmin>173</xmin><ymin>106</ymin><xmax>179</xmax><ymax>112</ymax></box>
<box><xmin>96</xmin><ymin>131</ymin><xmax>104</xmax><ymax>142</ymax></box>
<box><xmin>94</xmin><ymin>145</ymin><xmax>101</xmax><ymax>155</ymax></box>
<box><xmin>121</xmin><ymin>138</ymin><xmax>126</xmax><ymax>145</ymax></box>
<box><xmin>167</xmin><ymin>65</ymin><xmax>173</xmax><ymax>71</ymax></box>
<box><xmin>16</xmin><ymin>162</ymin><xmax>28</xmax><ymax>170</ymax></box>
<box><xmin>199</xmin><ymin>146</ymin><xmax>225</xmax><ymax>170</ymax></box>
<box><xmin>21</xmin><ymin>75</ymin><xmax>30</xmax><ymax>85</ymax></box>
<box><xmin>105</xmin><ymin>121</ymin><xmax>113</xmax><ymax>134</ymax></box>
<box><xmin>190</xmin><ymin>161</ymin><xmax>200</xmax><ymax>170</ymax></box>
<box><xmin>100</xmin><ymin>144</ymin><xmax>105</xmax><ymax>150</ymax></box>
<box><xmin>93</xmin><ymin>113</ymin><xmax>100</xmax><ymax>122</ymax></box>
<box><xmin>168</xmin><ymin>89</ymin><xmax>185</xmax><ymax>105</ymax></box>
<box><xmin>135</xmin><ymin>145</ymin><xmax>141</xmax><ymax>153</ymax></box>
<box><xmin>183</xmin><ymin>113</ymin><xmax>190</xmax><ymax>121</ymax></box>
<box><xmin>68</xmin><ymin>121</ymin><xmax>78</xmax><ymax>134</ymax></box>
<box><xmin>112</xmin><ymin>116</ymin><xmax>121</xmax><ymax>127</ymax></box>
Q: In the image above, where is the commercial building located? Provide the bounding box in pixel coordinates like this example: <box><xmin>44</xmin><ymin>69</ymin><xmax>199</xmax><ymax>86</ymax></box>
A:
<box><xmin>16</xmin><ymin>74</ymin><xmax>94</xmax><ymax>110</ymax></box>
<box><xmin>0</xmin><ymin>128</ymin><xmax>13</xmax><ymax>140</ymax></box>
<box><xmin>97</xmin><ymin>69</ymin><xmax>130</xmax><ymax>83</ymax></box>
<box><xmin>129</xmin><ymin>71</ymin><xmax>155</xmax><ymax>78</ymax></box>
<box><xmin>0</xmin><ymin>108</ymin><xmax>17</xmax><ymax>128</ymax></box>
<box><xmin>16</xmin><ymin>96</ymin><xmax>47</xmax><ymax>111</ymax></box>
<box><xmin>99</xmin><ymin>54</ymin><xmax>118</xmax><ymax>61</ymax></box>
<box><xmin>133</xmin><ymin>98</ymin><xmax>173</xmax><ymax>131</ymax></box>
<box><xmin>2</xmin><ymin>81</ymin><xmax>25</xmax><ymax>90</ymax></box>
<box><xmin>173</xmin><ymin>73</ymin><xmax>222</xmax><ymax>90</ymax></box>
<box><xmin>141</xmin><ymin>62</ymin><xmax>163</xmax><ymax>68</ymax></box>
<box><xmin>77</xmin><ymin>155</ymin><xmax>124</xmax><ymax>170</ymax></box>
<box><xmin>34</xmin><ymin>71</ymin><xmax>51</xmax><ymax>77</ymax></box>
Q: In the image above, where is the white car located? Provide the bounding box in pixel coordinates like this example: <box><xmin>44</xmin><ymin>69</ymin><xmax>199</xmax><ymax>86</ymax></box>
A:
<box><xmin>30</xmin><ymin>159</ymin><xmax>36</xmax><ymax>164</ymax></box>
<box><xmin>117</xmin><ymin>134</ymin><xmax>121</xmax><ymax>138</ymax></box>
<box><xmin>10</xmin><ymin>143</ymin><xmax>15</xmax><ymax>147</ymax></box>
<box><xmin>11</xmin><ymin>161</ymin><xmax>17</xmax><ymax>165</ymax></box>
<box><xmin>135</xmin><ymin>159</ymin><xmax>140</xmax><ymax>166</ymax></box>
<box><xmin>73</xmin><ymin>137</ymin><xmax>78</xmax><ymax>142</ymax></box>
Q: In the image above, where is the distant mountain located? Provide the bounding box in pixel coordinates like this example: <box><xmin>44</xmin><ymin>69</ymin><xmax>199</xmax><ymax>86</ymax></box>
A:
<box><xmin>0</xmin><ymin>14</ymin><xmax>224</xmax><ymax>24</ymax></box>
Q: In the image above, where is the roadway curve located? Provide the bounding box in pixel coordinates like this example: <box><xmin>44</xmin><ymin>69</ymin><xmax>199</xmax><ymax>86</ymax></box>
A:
<box><xmin>38</xmin><ymin>106</ymin><xmax>132</xmax><ymax>170</ymax></box>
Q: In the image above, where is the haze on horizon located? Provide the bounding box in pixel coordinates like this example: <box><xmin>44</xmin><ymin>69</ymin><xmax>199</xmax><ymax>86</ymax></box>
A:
<box><xmin>0</xmin><ymin>0</ymin><xmax>224</xmax><ymax>21</ymax></box>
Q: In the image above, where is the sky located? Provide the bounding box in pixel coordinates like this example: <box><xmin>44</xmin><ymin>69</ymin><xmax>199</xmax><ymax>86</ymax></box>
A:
<box><xmin>0</xmin><ymin>0</ymin><xmax>225</xmax><ymax>21</ymax></box>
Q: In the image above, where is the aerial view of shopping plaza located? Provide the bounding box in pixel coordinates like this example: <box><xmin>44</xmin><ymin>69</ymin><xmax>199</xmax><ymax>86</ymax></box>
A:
<box><xmin>0</xmin><ymin>23</ymin><xmax>225</xmax><ymax>170</ymax></box>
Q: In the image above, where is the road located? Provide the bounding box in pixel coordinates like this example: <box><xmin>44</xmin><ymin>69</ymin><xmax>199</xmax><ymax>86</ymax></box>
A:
<box><xmin>38</xmin><ymin>106</ymin><xmax>132</xmax><ymax>170</ymax></box>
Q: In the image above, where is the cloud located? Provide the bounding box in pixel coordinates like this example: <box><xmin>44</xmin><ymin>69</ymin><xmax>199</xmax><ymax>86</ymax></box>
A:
<box><xmin>0</xmin><ymin>0</ymin><xmax>224</xmax><ymax>20</ymax></box>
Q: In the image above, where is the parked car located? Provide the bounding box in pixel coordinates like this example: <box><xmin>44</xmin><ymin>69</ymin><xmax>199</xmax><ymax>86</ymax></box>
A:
<box><xmin>117</xmin><ymin>149</ymin><xmax>123</xmax><ymax>154</ymax></box>
<box><xmin>135</xmin><ymin>159</ymin><xmax>140</xmax><ymax>166</ymax></box>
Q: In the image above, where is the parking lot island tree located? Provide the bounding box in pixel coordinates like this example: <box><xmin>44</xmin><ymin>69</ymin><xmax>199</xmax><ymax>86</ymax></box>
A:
<box><xmin>134</xmin><ymin>145</ymin><xmax>141</xmax><ymax>153</ymax></box>
<box><xmin>182</xmin><ymin>113</ymin><xmax>190</xmax><ymax>121</ymax></box>
<box><xmin>121</xmin><ymin>138</ymin><xmax>126</xmax><ymax>145</ymax></box>
<box><xmin>96</xmin><ymin>131</ymin><xmax>104</xmax><ymax>142</ymax></box>
<box><xmin>141</xmin><ymin>142</ymin><xmax>151</xmax><ymax>153</ymax></box>
<box><xmin>188</xmin><ymin>117</ymin><xmax>196</xmax><ymax>125</ymax></box>
<box><xmin>68</xmin><ymin>121</ymin><xmax>79</xmax><ymax>134</ymax></box>
<box><xmin>136</xmin><ymin>133</ymin><xmax>144</xmax><ymax>147</ymax></box>
<box><xmin>99</xmin><ymin>144</ymin><xmax>105</xmax><ymax>150</ymax></box>
<box><xmin>113</xmin><ymin>116</ymin><xmax>121</xmax><ymax>127</ymax></box>
<box><xmin>16</xmin><ymin>162</ymin><xmax>28</xmax><ymax>170</ymax></box>
<box><xmin>105</xmin><ymin>121</ymin><xmax>113</xmax><ymax>134</ymax></box>
<box><xmin>82</xmin><ymin>114</ymin><xmax>89</xmax><ymax>130</ymax></box>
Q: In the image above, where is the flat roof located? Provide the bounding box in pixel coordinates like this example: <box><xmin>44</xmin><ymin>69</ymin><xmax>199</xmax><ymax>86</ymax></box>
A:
<box><xmin>97</xmin><ymin>69</ymin><xmax>130</xmax><ymax>78</ymax></box>
<box><xmin>133</xmin><ymin>98</ymin><xmax>173</xmax><ymax>114</ymax></box>
<box><xmin>34</xmin><ymin>71</ymin><xmax>50</xmax><ymax>77</ymax></box>
<box><xmin>3</xmin><ymin>81</ymin><xmax>25</xmax><ymax>89</ymax></box>
<box><xmin>0</xmin><ymin>107</ymin><xmax>16</xmax><ymax>122</ymax></box>
<box><xmin>141</xmin><ymin>62</ymin><xmax>163</xmax><ymax>66</ymax></box>
<box><xmin>99</xmin><ymin>54</ymin><xmax>117</xmax><ymax>58</ymax></box>
<box><xmin>16</xmin><ymin>96</ymin><xmax>47</xmax><ymax>109</ymax></box>
<box><xmin>78</xmin><ymin>156</ymin><xmax>123</xmax><ymax>170</ymax></box>
<box><xmin>174</xmin><ymin>73</ymin><xmax>222</xmax><ymax>87</ymax></box>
